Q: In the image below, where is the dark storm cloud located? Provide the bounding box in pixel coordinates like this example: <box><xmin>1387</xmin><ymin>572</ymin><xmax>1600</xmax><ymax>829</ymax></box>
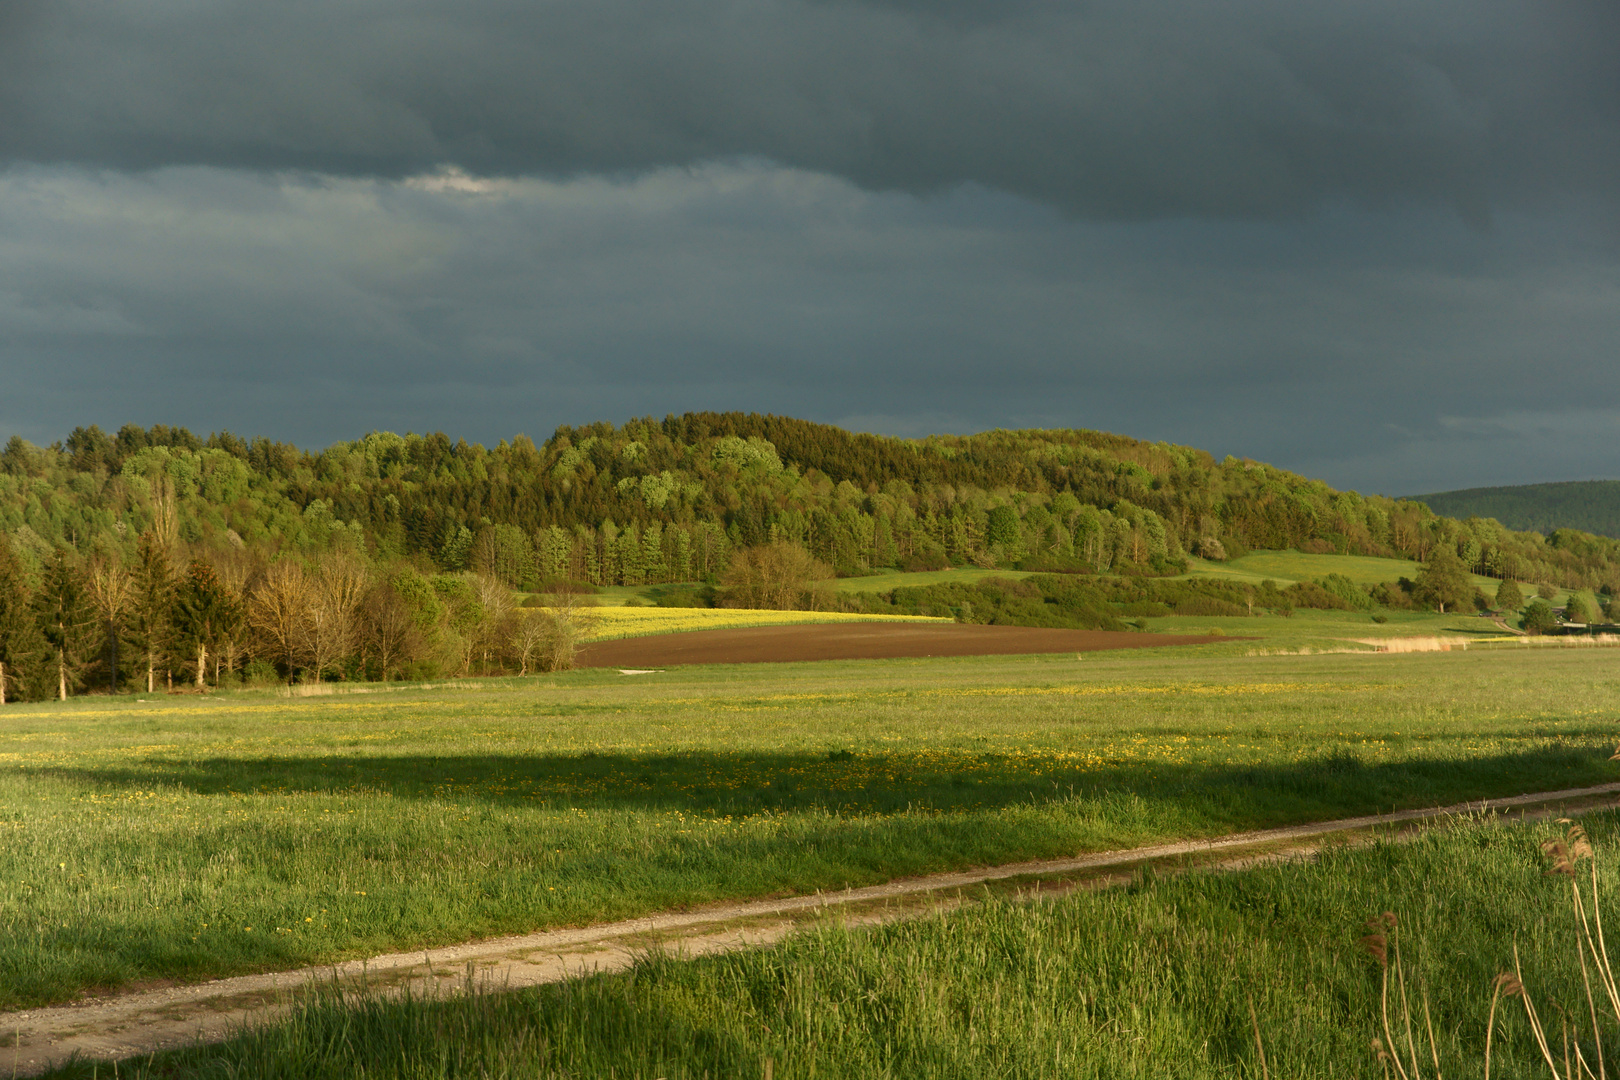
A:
<box><xmin>2</xmin><ymin>0</ymin><xmax>1617</xmax><ymax>218</ymax></box>
<box><xmin>2</xmin><ymin>1</ymin><xmax>1618</xmax><ymax>495</ymax></box>
<box><xmin>3</xmin><ymin>164</ymin><xmax>1619</xmax><ymax>494</ymax></box>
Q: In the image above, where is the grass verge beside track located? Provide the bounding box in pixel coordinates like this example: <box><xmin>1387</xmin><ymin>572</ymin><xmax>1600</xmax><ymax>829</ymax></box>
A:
<box><xmin>33</xmin><ymin>810</ymin><xmax>1619</xmax><ymax>1079</ymax></box>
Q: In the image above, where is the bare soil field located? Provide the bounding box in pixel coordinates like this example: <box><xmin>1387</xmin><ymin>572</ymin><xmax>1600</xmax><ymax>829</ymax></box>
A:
<box><xmin>577</xmin><ymin>622</ymin><xmax>1231</xmax><ymax>667</ymax></box>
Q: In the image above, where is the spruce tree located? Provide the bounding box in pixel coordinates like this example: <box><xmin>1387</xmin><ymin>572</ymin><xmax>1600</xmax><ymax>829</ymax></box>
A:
<box><xmin>34</xmin><ymin>548</ymin><xmax>93</xmax><ymax>701</ymax></box>
<box><xmin>173</xmin><ymin>560</ymin><xmax>240</xmax><ymax>689</ymax></box>
<box><xmin>128</xmin><ymin>532</ymin><xmax>176</xmax><ymax>693</ymax></box>
<box><xmin>0</xmin><ymin>537</ymin><xmax>38</xmax><ymax>703</ymax></box>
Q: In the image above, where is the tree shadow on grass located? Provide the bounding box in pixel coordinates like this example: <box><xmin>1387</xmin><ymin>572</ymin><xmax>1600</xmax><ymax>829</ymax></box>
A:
<box><xmin>28</xmin><ymin>742</ymin><xmax>1617</xmax><ymax>829</ymax></box>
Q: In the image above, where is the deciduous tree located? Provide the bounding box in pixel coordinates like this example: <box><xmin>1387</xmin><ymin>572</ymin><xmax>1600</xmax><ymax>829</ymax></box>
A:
<box><xmin>247</xmin><ymin>560</ymin><xmax>313</xmax><ymax>680</ymax></box>
<box><xmin>1521</xmin><ymin>599</ymin><xmax>1558</xmax><ymax>635</ymax></box>
<box><xmin>85</xmin><ymin>554</ymin><xmax>132</xmax><ymax>693</ymax></box>
<box><xmin>531</xmin><ymin>590</ymin><xmax>599</xmax><ymax>672</ymax></box>
<box><xmin>305</xmin><ymin>553</ymin><xmax>367</xmax><ymax>682</ymax></box>
<box><xmin>1412</xmin><ymin>551</ymin><xmax>1473</xmax><ymax>614</ymax></box>
<box><xmin>358</xmin><ymin>580</ymin><xmax>419</xmax><ymax>681</ymax></box>
<box><xmin>471</xmin><ymin>573</ymin><xmax>516</xmax><ymax>674</ymax></box>
<box><xmin>718</xmin><ymin>542</ymin><xmax>833</xmax><ymax>611</ymax></box>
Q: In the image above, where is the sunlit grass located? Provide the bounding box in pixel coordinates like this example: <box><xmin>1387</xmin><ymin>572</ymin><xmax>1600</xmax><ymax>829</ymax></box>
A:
<box><xmin>3</xmin><ymin>646</ymin><xmax>1618</xmax><ymax>1008</ymax></box>
<box><xmin>1180</xmin><ymin>547</ymin><xmax>1504</xmax><ymax>594</ymax></box>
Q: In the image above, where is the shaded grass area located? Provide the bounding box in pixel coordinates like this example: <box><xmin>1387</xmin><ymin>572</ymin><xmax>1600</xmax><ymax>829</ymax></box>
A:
<box><xmin>42</xmin><ymin>812</ymin><xmax>1618</xmax><ymax>1079</ymax></box>
<box><xmin>4</xmin><ymin>647</ymin><xmax>1618</xmax><ymax>1008</ymax></box>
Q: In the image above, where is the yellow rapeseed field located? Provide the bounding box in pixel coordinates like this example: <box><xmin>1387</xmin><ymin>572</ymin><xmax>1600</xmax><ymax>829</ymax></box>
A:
<box><xmin>581</xmin><ymin>606</ymin><xmax>950</xmax><ymax>641</ymax></box>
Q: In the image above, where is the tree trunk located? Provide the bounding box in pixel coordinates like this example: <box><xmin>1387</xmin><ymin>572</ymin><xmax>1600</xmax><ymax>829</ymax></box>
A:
<box><xmin>1</xmin><ymin>660</ymin><xmax>7</xmax><ymax>705</ymax></box>
<box><xmin>57</xmin><ymin>649</ymin><xmax>67</xmax><ymax>701</ymax></box>
<box><xmin>195</xmin><ymin>642</ymin><xmax>207</xmax><ymax>689</ymax></box>
<box><xmin>147</xmin><ymin>655</ymin><xmax>155</xmax><ymax>694</ymax></box>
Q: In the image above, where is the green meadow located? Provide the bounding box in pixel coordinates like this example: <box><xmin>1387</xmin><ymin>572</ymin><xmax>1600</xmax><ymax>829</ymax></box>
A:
<box><xmin>5</xmin><ymin>639</ymin><xmax>1619</xmax><ymax>1011</ymax></box>
<box><xmin>1179</xmin><ymin>548</ymin><xmax>1505</xmax><ymax>595</ymax></box>
<box><xmin>829</xmin><ymin>547</ymin><xmax>1529</xmax><ymax>614</ymax></box>
<box><xmin>40</xmin><ymin>812</ymin><xmax>1618</xmax><ymax>1080</ymax></box>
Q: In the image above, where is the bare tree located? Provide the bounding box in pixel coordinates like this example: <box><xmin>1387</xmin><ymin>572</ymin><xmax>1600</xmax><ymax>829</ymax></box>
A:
<box><xmin>359</xmin><ymin>581</ymin><xmax>419</xmax><ymax>681</ymax></box>
<box><xmin>247</xmin><ymin>560</ymin><xmax>313</xmax><ymax>680</ymax></box>
<box><xmin>85</xmin><ymin>554</ymin><xmax>132</xmax><ymax>693</ymax></box>
<box><xmin>209</xmin><ymin>548</ymin><xmax>260</xmax><ymax>684</ymax></box>
<box><xmin>533</xmin><ymin>591</ymin><xmax>600</xmax><ymax>672</ymax></box>
<box><xmin>510</xmin><ymin>609</ymin><xmax>548</xmax><ymax>675</ymax></box>
<box><xmin>304</xmin><ymin>553</ymin><xmax>367</xmax><ymax>681</ymax></box>
<box><xmin>471</xmin><ymin>573</ymin><xmax>516</xmax><ymax>673</ymax></box>
<box><xmin>718</xmin><ymin>542</ymin><xmax>834</xmax><ymax>610</ymax></box>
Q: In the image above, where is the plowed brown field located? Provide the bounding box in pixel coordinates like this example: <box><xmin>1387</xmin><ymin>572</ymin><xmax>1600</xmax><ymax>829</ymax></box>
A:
<box><xmin>578</xmin><ymin>622</ymin><xmax>1230</xmax><ymax>667</ymax></box>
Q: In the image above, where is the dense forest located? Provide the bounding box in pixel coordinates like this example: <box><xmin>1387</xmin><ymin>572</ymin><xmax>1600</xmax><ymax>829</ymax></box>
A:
<box><xmin>1414</xmin><ymin>480</ymin><xmax>1620</xmax><ymax>539</ymax></box>
<box><xmin>1</xmin><ymin>413</ymin><xmax>1618</xmax><ymax>699</ymax></box>
<box><xmin>9</xmin><ymin>414</ymin><xmax>1620</xmax><ymax>588</ymax></box>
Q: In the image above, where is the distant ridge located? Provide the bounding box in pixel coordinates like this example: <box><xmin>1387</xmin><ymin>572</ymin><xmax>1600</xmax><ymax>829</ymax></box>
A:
<box><xmin>1411</xmin><ymin>480</ymin><xmax>1620</xmax><ymax>538</ymax></box>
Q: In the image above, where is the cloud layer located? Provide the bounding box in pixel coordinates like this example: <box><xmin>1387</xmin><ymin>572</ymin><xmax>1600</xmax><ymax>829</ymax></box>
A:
<box><xmin>3</xmin><ymin>162</ymin><xmax>1618</xmax><ymax>494</ymax></box>
<box><xmin>4</xmin><ymin>0</ymin><xmax>1618</xmax><ymax>218</ymax></box>
<box><xmin>1</xmin><ymin>1</ymin><xmax>1617</xmax><ymax>495</ymax></box>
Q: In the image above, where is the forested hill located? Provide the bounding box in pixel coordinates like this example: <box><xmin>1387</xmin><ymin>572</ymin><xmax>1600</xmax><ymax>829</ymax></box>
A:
<box><xmin>1413</xmin><ymin>480</ymin><xmax>1620</xmax><ymax>540</ymax></box>
<box><xmin>5</xmin><ymin>414</ymin><xmax>1620</xmax><ymax>590</ymax></box>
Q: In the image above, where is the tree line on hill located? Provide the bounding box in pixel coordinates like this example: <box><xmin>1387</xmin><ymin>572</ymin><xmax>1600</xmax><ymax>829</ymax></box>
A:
<box><xmin>10</xmin><ymin>414</ymin><xmax>1620</xmax><ymax>592</ymax></box>
<box><xmin>1</xmin><ymin>413</ymin><xmax>1619</xmax><ymax>698</ymax></box>
<box><xmin>1413</xmin><ymin>480</ymin><xmax>1620</xmax><ymax>540</ymax></box>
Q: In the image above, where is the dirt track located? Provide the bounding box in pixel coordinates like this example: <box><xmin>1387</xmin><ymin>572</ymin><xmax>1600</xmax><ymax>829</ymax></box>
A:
<box><xmin>7</xmin><ymin>781</ymin><xmax>1619</xmax><ymax>1078</ymax></box>
<box><xmin>579</xmin><ymin>622</ymin><xmax>1229</xmax><ymax>668</ymax></box>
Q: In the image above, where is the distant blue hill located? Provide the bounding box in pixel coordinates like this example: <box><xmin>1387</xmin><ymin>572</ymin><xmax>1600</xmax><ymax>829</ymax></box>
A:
<box><xmin>1411</xmin><ymin>480</ymin><xmax>1620</xmax><ymax>538</ymax></box>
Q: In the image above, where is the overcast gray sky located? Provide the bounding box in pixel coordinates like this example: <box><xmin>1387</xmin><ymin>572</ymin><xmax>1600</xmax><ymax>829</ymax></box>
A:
<box><xmin>2</xmin><ymin>0</ymin><xmax>1617</xmax><ymax>495</ymax></box>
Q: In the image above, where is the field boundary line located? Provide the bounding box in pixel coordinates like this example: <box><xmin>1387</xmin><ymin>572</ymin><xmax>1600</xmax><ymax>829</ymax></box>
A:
<box><xmin>6</xmin><ymin>780</ymin><xmax>1620</xmax><ymax>1076</ymax></box>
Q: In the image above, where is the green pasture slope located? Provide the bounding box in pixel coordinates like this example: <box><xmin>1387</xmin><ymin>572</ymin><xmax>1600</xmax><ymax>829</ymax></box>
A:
<box><xmin>47</xmin><ymin>813</ymin><xmax>1618</xmax><ymax>1079</ymax></box>
<box><xmin>583</xmin><ymin>549</ymin><xmax>1548</xmax><ymax>611</ymax></box>
<box><xmin>1182</xmin><ymin>549</ymin><xmax>1424</xmax><ymax>586</ymax></box>
<box><xmin>4</xmin><ymin>641</ymin><xmax>1619</xmax><ymax>1011</ymax></box>
<box><xmin>831</xmin><ymin>566</ymin><xmax>1036</xmax><ymax>593</ymax></box>
<box><xmin>1180</xmin><ymin>548</ymin><xmax>1504</xmax><ymax>594</ymax></box>
<box><xmin>830</xmin><ymin>549</ymin><xmax>1507</xmax><ymax>599</ymax></box>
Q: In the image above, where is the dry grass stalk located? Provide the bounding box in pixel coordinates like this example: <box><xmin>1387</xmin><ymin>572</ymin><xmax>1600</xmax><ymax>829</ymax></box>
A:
<box><xmin>1247</xmin><ymin>996</ymin><xmax>1270</xmax><ymax>1080</ymax></box>
<box><xmin>1380</xmin><ymin>820</ymin><xmax>1620</xmax><ymax>1080</ymax></box>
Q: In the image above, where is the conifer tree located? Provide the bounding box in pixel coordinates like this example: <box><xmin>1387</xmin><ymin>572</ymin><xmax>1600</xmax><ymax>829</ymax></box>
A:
<box><xmin>129</xmin><ymin>532</ymin><xmax>176</xmax><ymax>693</ymax></box>
<box><xmin>34</xmin><ymin>548</ymin><xmax>93</xmax><ymax>701</ymax></box>
<box><xmin>0</xmin><ymin>537</ymin><xmax>38</xmax><ymax>703</ymax></box>
<box><xmin>174</xmin><ymin>560</ymin><xmax>242</xmax><ymax>688</ymax></box>
<box><xmin>85</xmin><ymin>555</ymin><xmax>133</xmax><ymax>694</ymax></box>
